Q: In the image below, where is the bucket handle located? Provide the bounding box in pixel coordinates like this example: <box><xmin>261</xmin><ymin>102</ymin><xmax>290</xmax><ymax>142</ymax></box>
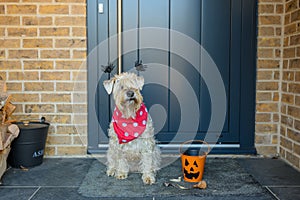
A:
<box><xmin>20</xmin><ymin>117</ymin><xmax>47</xmax><ymax>125</ymax></box>
<box><xmin>179</xmin><ymin>140</ymin><xmax>210</xmax><ymax>155</ymax></box>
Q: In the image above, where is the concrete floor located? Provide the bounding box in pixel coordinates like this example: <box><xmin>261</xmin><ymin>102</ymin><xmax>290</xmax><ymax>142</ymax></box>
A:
<box><xmin>0</xmin><ymin>157</ymin><xmax>300</xmax><ymax>200</ymax></box>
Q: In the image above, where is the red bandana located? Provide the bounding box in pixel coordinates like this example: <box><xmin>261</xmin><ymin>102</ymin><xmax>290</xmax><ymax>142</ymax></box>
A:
<box><xmin>112</xmin><ymin>103</ymin><xmax>148</xmax><ymax>144</ymax></box>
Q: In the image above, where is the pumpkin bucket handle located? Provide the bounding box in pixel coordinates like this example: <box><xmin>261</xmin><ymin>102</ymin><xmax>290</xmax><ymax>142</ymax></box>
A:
<box><xmin>179</xmin><ymin>140</ymin><xmax>210</xmax><ymax>156</ymax></box>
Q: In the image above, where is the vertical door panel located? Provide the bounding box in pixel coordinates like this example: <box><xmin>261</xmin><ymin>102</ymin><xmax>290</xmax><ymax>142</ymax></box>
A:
<box><xmin>139</xmin><ymin>0</ymin><xmax>170</xmax><ymax>134</ymax></box>
<box><xmin>122</xmin><ymin>0</ymin><xmax>138</xmax><ymax>71</ymax></box>
<box><xmin>200</xmin><ymin>0</ymin><xmax>230</xmax><ymax>133</ymax></box>
<box><xmin>87</xmin><ymin>0</ymin><xmax>100</xmax><ymax>149</ymax></box>
<box><xmin>109</xmin><ymin>0</ymin><xmax>117</xmax><ymax>64</ymax></box>
<box><xmin>170</xmin><ymin>0</ymin><xmax>201</xmax><ymax>134</ymax></box>
<box><xmin>97</xmin><ymin>0</ymin><xmax>110</xmax><ymax>143</ymax></box>
<box><xmin>228</xmin><ymin>0</ymin><xmax>242</xmax><ymax>142</ymax></box>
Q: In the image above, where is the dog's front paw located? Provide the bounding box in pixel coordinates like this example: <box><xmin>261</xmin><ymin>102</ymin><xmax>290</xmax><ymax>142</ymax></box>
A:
<box><xmin>116</xmin><ymin>171</ymin><xmax>128</xmax><ymax>180</ymax></box>
<box><xmin>142</xmin><ymin>173</ymin><xmax>155</xmax><ymax>185</ymax></box>
<box><xmin>106</xmin><ymin>168</ymin><xmax>116</xmax><ymax>177</ymax></box>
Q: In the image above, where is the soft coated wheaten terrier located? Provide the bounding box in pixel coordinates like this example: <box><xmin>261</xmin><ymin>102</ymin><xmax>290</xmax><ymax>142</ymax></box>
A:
<box><xmin>103</xmin><ymin>72</ymin><xmax>161</xmax><ymax>185</ymax></box>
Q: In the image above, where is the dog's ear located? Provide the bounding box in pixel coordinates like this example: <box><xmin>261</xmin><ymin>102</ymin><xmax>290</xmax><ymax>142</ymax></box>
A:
<box><xmin>103</xmin><ymin>78</ymin><xmax>115</xmax><ymax>94</ymax></box>
<box><xmin>136</xmin><ymin>76</ymin><xmax>144</xmax><ymax>90</ymax></box>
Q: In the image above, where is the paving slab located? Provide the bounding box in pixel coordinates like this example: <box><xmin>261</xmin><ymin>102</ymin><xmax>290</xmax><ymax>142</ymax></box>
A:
<box><xmin>237</xmin><ymin>158</ymin><xmax>300</xmax><ymax>186</ymax></box>
<box><xmin>0</xmin><ymin>187</ymin><xmax>38</xmax><ymax>200</ymax></box>
<box><xmin>237</xmin><ymin>158</ymin><xmax>300</xmax><ymax>200</ymax></box>
<box><xmin>30</xmin><ymin>187</ymin><xmax>90</xmax><ymax>200</ymax></box>
<box><xmin>1</xmin><ymin>158</ymin><xmax>93</xmax><ymax>187</ymax></box>
<box><xmin>266</xmin><ymin>186</ymin><xmax>300</xmax><ymax>200</ymax></box>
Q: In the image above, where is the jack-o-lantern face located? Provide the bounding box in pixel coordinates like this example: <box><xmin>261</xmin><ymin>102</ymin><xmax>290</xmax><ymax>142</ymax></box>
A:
<box><xmin>183</xmin><ymin>157</ymin><xmax>201</xmax><ymax>180</ymax></box>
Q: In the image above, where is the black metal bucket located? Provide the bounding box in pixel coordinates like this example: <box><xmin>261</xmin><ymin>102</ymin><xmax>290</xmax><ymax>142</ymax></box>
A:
<box><xmin>8</xmin><ymin>118</ymin><xmax>49</xmax><ymax>168</ymax></box>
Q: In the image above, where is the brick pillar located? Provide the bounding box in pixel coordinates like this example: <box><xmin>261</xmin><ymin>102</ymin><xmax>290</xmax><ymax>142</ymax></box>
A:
<box><xmin>280</xmin><ymin>0</ymin><xmax>300</xmax><ymax>169</ymax></box>
<box><xmin>256</xmin><ymin>0</ymin><xmax>284</xmax><ymax>155</ymax></box>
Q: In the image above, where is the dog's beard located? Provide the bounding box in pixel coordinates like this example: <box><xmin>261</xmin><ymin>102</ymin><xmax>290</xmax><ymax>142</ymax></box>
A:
<box><xmin>116</xmin><ymin>92</ymin><xmax>143</xmax><ymax>119</ymax></box>
<box><xmin>127</xmin><ymin>96</ymin><xmax>139</xmax><ymax>104</ymax></box>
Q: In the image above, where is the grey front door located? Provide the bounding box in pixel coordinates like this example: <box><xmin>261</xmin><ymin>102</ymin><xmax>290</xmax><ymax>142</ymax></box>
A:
<box><xmin>87</xmin><ymin>0</ymin><xmax>257</xmax><ymax>153</ymax></box>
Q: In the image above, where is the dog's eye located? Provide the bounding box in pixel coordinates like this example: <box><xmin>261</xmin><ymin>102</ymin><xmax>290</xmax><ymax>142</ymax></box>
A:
<box><xmin>120</xmin><ymin>86</ymin><xmax>124</xmax><ymax>90</ymax></box>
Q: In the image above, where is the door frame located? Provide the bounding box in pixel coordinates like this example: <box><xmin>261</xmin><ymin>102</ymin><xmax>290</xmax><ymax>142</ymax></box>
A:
<box><xmin>86</xmin><ymin>0</ymin><xmax>258</xmax><ymax>154</ymax></box>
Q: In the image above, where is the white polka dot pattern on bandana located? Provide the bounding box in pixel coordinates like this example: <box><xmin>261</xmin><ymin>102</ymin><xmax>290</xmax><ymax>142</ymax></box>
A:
<box><xmin>112</xmin><ymin>103</ymin><xmax>148</xmax><ymax>144</ymax></box>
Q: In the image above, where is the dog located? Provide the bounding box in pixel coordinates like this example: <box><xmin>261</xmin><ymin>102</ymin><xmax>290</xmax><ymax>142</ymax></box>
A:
<box><xmin>103</xmin><ymin>72</ymin><xmax>161</xmax><ymax>185</ymax></box>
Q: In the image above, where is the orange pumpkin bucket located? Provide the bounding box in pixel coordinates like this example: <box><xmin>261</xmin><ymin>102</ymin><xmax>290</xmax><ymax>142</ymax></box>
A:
<box><xmin>180</xmin><ymin>140</ymin><xmax>210</xmax><ymax>182</ymax></box>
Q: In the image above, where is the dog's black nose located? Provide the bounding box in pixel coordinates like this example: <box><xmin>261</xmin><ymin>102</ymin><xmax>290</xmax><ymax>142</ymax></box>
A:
<box><xmin>126</xmin><ymin>91</ymin><xmax>134</xmax><ymax>98</ymax></box>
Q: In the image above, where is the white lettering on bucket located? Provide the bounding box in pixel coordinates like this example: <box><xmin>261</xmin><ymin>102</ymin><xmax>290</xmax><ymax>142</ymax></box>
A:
<box><xmin>32</xmin><ymin>149</ymin><xmax>44</xmax><ymax>158</ymax></box>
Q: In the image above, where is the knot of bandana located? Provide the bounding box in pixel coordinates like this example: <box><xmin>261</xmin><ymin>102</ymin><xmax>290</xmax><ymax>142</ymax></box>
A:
<box><xmin>112</xmin><ymin>103</ymin><xmax>148</xmax><ymax>144</ymax></box>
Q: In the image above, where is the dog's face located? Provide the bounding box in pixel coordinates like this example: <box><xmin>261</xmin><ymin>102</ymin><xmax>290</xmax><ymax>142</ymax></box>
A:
<box><xmin>103</xmin><ymin>72</ymin><xmax>144</xmax><ymax>119</ymax></box>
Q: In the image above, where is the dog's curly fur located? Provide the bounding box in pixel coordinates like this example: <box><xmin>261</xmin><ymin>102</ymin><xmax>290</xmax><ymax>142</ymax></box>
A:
<box><xmin>103</xmin><ymin>72</ymin><xmax>161</xmax><ymax>185</ymax></box>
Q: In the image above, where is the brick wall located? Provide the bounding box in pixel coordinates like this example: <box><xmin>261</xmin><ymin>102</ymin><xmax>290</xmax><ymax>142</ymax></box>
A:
<box><xmin>256</xmin><ymin>0</ymin><xmax>300</xmax><ymax>170</ymax></box>
<box><xmin>256</xmin><ymin>0</ymin><xmax>284</xmax><ymax>155</ymax></box>
<box><xmin>0</xmin><ymin>0</ymin><xmax>87</xmax><ymax>156</ymax></box>
<box><xmin>280</xmin><ymin>0</ymin><xmax>300</xmax><ymax>169</ymax></box>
